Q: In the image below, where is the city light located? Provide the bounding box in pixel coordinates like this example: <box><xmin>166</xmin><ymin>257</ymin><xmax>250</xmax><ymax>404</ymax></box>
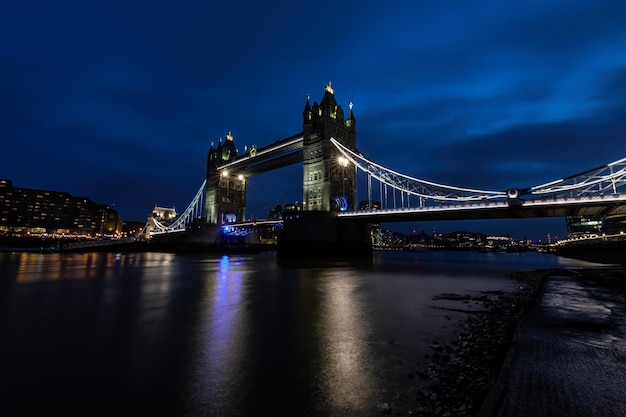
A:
<box><xmin>221</xmin><ymin>170</ymin><xmax>228</xmax><ymax>177</ymax></box>
<box><xmin>338</xmin><ymin>156</ymin><xmax>348</xmax><ymax>167</ymax></box>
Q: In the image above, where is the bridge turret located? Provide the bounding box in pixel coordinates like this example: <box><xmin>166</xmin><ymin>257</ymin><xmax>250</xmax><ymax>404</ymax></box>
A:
<box><xmin>303</xmin><ymin>93</ymin><xmax>312</xmax><ymax>125</ymax></box>
<box><xmin>206</xmin><ymin>142</ymin><xmax>218</xmax><ymax>177</ymax></box>
<box><xmin>220</xmin><ymin>131</ymin><xmax>238</xmax><ymax>163</ymax></box>
<box><xmin>347</xmin><ymin>101</ymin><xmax>356</xmax><ymax>131</ymax></box>
<box><xmin>319</xmin><ymin>82</ymin><xmax>341</xmax><ymax>119</ymax></box>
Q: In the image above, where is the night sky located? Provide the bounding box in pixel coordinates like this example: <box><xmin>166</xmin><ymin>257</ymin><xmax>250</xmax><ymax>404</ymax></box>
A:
<box><xmin>3</xmin><ymin>1</ymin><xmax>626</xmax><ymax>242</ymax></box>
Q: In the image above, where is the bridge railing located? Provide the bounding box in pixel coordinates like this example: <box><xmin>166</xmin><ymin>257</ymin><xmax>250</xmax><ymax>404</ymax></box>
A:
<box><xmin>530</xmin><ymin>157</ymin><xmax>626</xmax><ymax>198</ymax></box>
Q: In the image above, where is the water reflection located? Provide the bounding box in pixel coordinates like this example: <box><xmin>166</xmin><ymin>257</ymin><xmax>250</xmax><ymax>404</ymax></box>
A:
<box><xmin>317</xmin><ymin>269</ymin><xmax>376</xmax><ymax>412</ymax></box>
<box><xmin>6</xmin><ymin>252</ymin><xmax>153</xmax><ymax>282</ymax></box>
<box><xmin>179</xmin><ymin>259</ymin><xmax>384</xmax><ymax>416</ymax></box>
<box><xmin>0</xmin><ymin>250</ymin><xmax>606</xmax><ymax>417</ymax></box>
<box><xmin>184</xmin><ymin>255</ymin><xmax>246</xmax><ymax>416</ymax></box>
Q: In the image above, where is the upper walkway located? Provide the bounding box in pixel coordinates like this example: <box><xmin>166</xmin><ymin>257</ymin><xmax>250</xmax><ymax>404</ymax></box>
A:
<box><xmin>217</xmin><ymin>133</ymin><xmax>304</xmax><ymax>176</ymax></box>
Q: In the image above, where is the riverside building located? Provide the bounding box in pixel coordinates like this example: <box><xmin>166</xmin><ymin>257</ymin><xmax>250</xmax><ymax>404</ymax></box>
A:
<box><xmin>0</xmin><ymin>179</ymin><xmax>121</xmax><ymax>237</ymax></box>
<box><xmin>565</xmin><ymin>214</ymin><xmax>626</xmax><ymax>240</ymax></box>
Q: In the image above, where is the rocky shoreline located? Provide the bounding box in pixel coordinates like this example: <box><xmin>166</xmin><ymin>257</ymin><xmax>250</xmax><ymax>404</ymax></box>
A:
<box><xmin>384</xmin><ymin>269</ymin><xmax>551</xmax><ymax>416</ymax></box>
<box><xmin>383</xmin><ymin>266</ymin><xmax>626</xmax><ymax>417</ymax></box>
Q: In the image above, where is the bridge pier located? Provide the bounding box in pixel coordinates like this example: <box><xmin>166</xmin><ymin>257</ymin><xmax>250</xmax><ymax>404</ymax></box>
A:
<box><xmin>277</xmin><ymin>211</ymin><xmax>372</xmax><ymax>260</ymax></box>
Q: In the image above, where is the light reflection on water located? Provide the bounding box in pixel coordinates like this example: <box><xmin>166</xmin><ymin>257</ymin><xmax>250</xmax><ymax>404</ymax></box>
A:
<box><xmin>186</xmin><ymin>255</ymin><xmax>247</xmax><ymax>415</ymax></box>
<box><xmin>0</xmin><ymin>250</ymin><xmax>602</xmax><ymax>416</ymax></box>
<box><xmin>317</xmin><ymin>269</ymin><xmax>375</xmax><ymax>413</ymax></box>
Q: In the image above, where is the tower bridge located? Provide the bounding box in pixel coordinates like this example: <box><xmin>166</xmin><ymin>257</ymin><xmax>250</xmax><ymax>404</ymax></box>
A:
<box><xmin>148</xmin><ymin>83</ymin><xmax>626</xmax><ymax>259</ymax></box>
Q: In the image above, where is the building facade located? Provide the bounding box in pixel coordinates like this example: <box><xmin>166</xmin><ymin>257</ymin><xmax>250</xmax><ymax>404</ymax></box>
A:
<box><xmin>0</xmin><ymin>179</ymin><xmax>121</xmax><ymax>236</ymax></box>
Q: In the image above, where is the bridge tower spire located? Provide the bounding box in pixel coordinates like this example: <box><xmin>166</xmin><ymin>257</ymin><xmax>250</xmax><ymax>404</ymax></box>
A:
<box><xmin>302</xmin><ymin>83</ymin><xmax>357</xmax><ymax>212</ymax></box>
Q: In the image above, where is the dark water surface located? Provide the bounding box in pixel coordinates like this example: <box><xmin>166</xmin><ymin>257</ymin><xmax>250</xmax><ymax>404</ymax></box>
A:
<box><xmin>0</xmin><ymin>250</ymin><xmax>598</xmax><ymax>416</ymax></box>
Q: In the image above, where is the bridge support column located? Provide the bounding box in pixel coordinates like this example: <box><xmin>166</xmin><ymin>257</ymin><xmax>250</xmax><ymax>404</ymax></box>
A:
<box><xmin>277</xmin><ymin>211</ymin><xmax>372</xmax><ymax>260</ymax></box>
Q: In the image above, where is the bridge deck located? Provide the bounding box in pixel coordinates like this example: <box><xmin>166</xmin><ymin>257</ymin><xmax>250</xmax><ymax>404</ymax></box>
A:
<box><xmin>339</xmin><ymin>194</ymin><xmax>626</xmax><ymax>222</ymax></box>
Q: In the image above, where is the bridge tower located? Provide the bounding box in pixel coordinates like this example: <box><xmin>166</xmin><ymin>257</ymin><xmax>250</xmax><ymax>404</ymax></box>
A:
<box><xmin>278</xmin><ymin>83</ymin><xmax>370</xmax><ymax>259</ymax></box>
<box><xmin>302</xmin><ymin>83</ymin><xmax>357</xmax><ymax>212</ymax></box>
<box><xmin>205</xmin><ymin>132</ymin><xmax>247</xmax><ymax>224</ymax></box>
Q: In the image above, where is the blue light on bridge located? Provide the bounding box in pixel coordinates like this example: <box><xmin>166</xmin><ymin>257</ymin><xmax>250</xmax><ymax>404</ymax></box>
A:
<box><xmin>333</xmin><ymin>196</ymin><xmax>349</xmax><ymax>212</ymax></box>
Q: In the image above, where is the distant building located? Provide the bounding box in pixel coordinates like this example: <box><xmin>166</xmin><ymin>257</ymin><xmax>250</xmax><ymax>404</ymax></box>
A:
<box><xmin>284</xmin><ymin>202</ymin><xmax>303</xmax><ymax>212</ymax></box>
<box><xmin>145</xmin><ymin>206</ymin><xmax>178</xmax><ymax>236</ymax></box>
<box><xmin>433</xmin><ymin>231</ymin><xmax>489</xmax><ymax>248</ymax></box>
<box><xmin>0</xmin><ymin>179</ymin><xmax>121</xmax><ymax>237</ymax></box>
<box><xmin>566</xmin><ymin>214</ymin><xmax>626</xmax><ymax>238</ymax></box>
<box><xmin>359</xmin><ymin>200</ymin><xmax>381</xmax><ymax>210</ymax></box>
<box><xmin>122</xmin><ymin>220</ymin><xmax>146</xmax><ymax>238</ymax></box>
<box><xmin>267</xmin><ymin>204</ymin><xmax>283</xmax><ymax>220</ymax></box>
<box><xmin>566</xmin><ymin>215</ymin><xmax>603</xmax><ymax>238</ymax></box>
<box><xmin>372</xmin><ymin>225</ymin><xmax>406</xmax><ymax>248</ymax></box>
<box><xmin>602</xmin><ymin>214</ymin><xmax>626</xmax><ymax>235</ymax></box>
<box><xmin>267</xmin><ymin>202</ymin><xmax>302</xmax><ymax>220</ymax></box>
<box><xmin>485</xmin><ymin>234</ymin><xmax>512</xmax><ymax>250</ymax></box>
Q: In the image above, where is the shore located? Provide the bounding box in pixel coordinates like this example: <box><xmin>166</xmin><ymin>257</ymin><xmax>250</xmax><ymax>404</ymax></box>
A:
<box><xmin>397</xmin><ymin>265</ymin><xmax>626</xmax><ymax>417</ymax></box>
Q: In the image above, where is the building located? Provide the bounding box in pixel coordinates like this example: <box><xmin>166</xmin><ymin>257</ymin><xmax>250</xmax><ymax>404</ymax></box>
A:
<box><xmin>565</xmin><ymin>215</ymin><xmax>603</xmax><ymax>238</ymax></box>
<box><xmin>0</xmin><ymin>179</ymin><xmax>121</xmax><ymax>237</ymax></box>
<box><xmin>144</xmin><ymin>206</ymin><xmax>178</xmax><ymax>236</ymax></box>
<box><xmin>433</xmin><ymin>231</ymin><xmax>488</xmax><ymax>249</ymax></box>
<box><xmin>565</xmin><ymin>214</ymin><xmax>626</xmax><ymax>239</ymax></box>
<box><xmin>122</xmin><ymin>220</ymin><xmax>147</xmax><ymax>239</ymax></box>
<box><xmin>602</xmin><ymin>214</ymin><xmax>626</xmax><ymax>235</ymax></box>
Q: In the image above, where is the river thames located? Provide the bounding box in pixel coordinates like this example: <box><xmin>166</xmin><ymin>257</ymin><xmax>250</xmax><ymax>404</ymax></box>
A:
<box><xmin>0</xmin><ymin>250</ymin><xmax>600</xmax><ymax>416</ymax></box>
